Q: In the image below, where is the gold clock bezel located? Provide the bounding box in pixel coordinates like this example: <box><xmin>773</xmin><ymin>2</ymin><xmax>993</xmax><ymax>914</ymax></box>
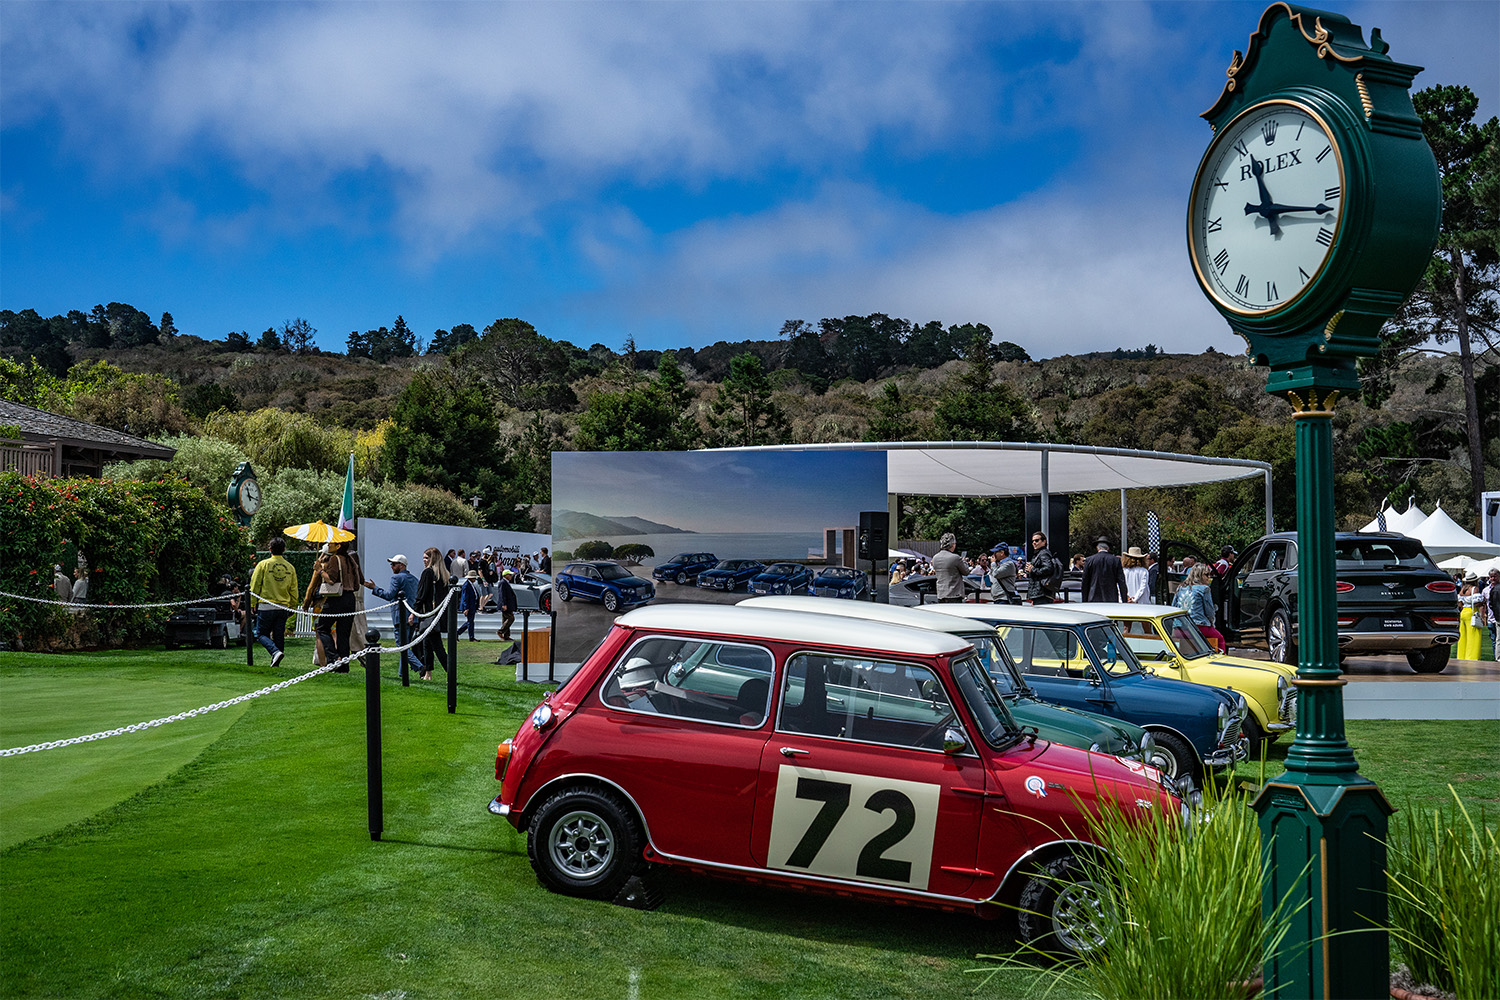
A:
<box><xmin>1188</xmin><ymin>98</ymin><xmax>1347</xmax><ymax>319</ymax></box>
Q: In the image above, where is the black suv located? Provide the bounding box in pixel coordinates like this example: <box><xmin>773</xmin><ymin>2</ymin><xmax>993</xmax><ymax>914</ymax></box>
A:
<box><xmin>1220</xmin><ymin>532</ymin><xmax>1459</xmax><ymax>673</ymax></box>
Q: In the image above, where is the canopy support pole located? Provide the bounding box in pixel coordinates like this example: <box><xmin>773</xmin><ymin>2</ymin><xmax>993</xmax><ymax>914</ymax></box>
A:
<box><xmin>1265</xmin><ymin>469</ymin><xmax>1275</xmax><ymax>534</ymax></box>
<box><xmin>1120</xmin><ymin>489</ymin><xmax>1128</xmax><ymax>551</ymax></box>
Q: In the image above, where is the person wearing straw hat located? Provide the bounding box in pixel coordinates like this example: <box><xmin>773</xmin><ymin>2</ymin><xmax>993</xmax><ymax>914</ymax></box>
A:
<box><xmin>1457</xmin><ymin>571</ymin><xmax>1486</xmax><ymax>661</ymax></box>
<box><xmin>1123</xmin><ymin>546</ymin><xmax>1150</xmax><ymax>604</ymax></box>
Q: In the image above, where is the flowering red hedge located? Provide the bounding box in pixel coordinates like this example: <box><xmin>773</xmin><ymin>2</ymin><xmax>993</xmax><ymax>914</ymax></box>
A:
<box><xmin>0</xmin><ymin>473</ymin><xmax>253</xmax><ymax>650</ymax></box>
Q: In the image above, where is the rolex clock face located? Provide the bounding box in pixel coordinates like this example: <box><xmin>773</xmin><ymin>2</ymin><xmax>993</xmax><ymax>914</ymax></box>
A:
<box><xmin>240</xmin><ymin>478</ymin><xmax>261</xmax><ymax>515</ymax></box>
<box><xmin>1189</xmin><ymin>100</ymin><xmax>1345</xmax><ymax>316</ymax></box>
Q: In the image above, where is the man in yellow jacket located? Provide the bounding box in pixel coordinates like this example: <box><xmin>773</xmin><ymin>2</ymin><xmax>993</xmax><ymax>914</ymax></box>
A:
<box><xmin>249</xmin><ymin>537</ymin><xmax>299</xmax><ymax>667</ymax></box>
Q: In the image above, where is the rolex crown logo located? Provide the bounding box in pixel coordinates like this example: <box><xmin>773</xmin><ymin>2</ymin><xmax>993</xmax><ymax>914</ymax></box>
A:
<box><xmin>1261</xmin><ymin>119</ymin><xmax>1278</xmax><ymax>145</ymax></box>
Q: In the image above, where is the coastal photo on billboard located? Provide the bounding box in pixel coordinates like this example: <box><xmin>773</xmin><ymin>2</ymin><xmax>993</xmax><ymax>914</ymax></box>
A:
<box><xmin>552</xmin><ymin>450</ymin><xmax>888</xmax><ymax>661</ymax></box>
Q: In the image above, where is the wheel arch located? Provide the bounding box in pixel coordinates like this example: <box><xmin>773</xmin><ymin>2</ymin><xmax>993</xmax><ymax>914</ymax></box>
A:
<box><xmin>518</xmin><ymin>772</ymin><xmax>653</xmax><ymax>847</ymax></box>
<box><xmin>990</xmin><ymin>838</ymin><xmax>1113</xmax><ymax>911</ymax></box>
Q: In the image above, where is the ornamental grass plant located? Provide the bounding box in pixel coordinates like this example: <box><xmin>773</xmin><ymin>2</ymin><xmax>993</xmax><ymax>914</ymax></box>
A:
<box><xmin>1386</xmin><ymin>789</ymin><xmax>1500</xmax><ymax>999</ymax></box>
<box><xmin>975</xmin><ymin>780</ymin><xmax>1302</xmax><ymax>1000</ymax></box>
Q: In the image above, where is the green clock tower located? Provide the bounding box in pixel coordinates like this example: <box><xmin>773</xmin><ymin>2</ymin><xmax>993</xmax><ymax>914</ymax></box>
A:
<box><xmin>1186</xmin><ymin>5</ymin><xmax>1440</xmax><ymax>998</ymax></box>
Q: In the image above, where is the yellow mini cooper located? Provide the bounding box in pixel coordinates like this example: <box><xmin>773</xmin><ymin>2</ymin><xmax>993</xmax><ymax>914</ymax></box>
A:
<box><xmin>1078</xmin><ymin>603</ymin><xmax>1297</xmax><ymax>750</ymax></box>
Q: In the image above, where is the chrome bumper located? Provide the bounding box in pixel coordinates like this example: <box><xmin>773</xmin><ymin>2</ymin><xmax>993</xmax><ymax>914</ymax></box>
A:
<box><xmin>1204</xmin><ymin>737</ymin><xmax>1250</xmax><ymax>768</ymax></box>
<box><xmin>486</xmin><ymin>794</ymin><xmax>510</xmax><ymax>817</ymax></box>
<box><xmin>1336</xmin><ymin>630</ymin><xmax>1457</xmax><ymax>652</ymax></box>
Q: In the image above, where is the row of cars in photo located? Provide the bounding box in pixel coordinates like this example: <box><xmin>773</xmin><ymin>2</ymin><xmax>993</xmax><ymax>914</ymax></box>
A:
<box><xmin>551</xmin><ymin>554</ymin><xmax>869</xmax><ymax>613</ymax></box>
<box><xmin>488</xmin><ymin>588</ymin><xmax>1301</xmax><ymax>959</ymax></box>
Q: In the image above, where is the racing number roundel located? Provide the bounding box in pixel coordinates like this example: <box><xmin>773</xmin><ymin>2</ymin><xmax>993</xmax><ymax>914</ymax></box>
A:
<box><xmin>766</xmin><ymin>765</ymin><xmax>940</xmax><ymax>890</ymax></box>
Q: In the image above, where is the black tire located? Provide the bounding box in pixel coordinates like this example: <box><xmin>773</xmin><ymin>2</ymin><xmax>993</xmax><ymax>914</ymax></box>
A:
<box><xmin>1268</xmin><ymin>609</ymin><xmax>1297</xmax><ymax>666</ymax></box>
<box><xmin>675</xmin><ymin>571</ymin><xmax>689</xmax><ymax>585</ymax></box>
<box><xmin>1015</xmin><ymin>854</ymin><xmax>1110</xmax><ymax>959</ymax></box>
<box><xmin>1243</xmin><ymin>714</ymin><xmax>1268</xmax><ymax>757</ymax></box>
<box><xmin>1144</xmin><ymin>730</ymin><xmax>1199</xmax><ymax>786</ymax></box>
<box><xmin>1406</xmin><ymin>646</ymin><xmax>1450</xmax><ymax>674</ymax></box>
<box><xmin>603</xmin><ymin>590</ymin><xmax>620</xmax><ymax>612</ymax></box>
<box><xmin>527</xmin><ymin>787</ymin><xmax>645</xmax><ymax>900</ymax></box>
<box><xmin>540</xmin><ymin>591</ymin><xmax>552</xmax><ymax>615</ymax></box>
<box><xmin>212</xmin><ymin>629</ymin><xmax>228</xmax><ymax>650</ymax></box>
<box><xmin>557</xmin><ymin>582</ymin><xmax>572</xmax><ymax>603</ymax></box>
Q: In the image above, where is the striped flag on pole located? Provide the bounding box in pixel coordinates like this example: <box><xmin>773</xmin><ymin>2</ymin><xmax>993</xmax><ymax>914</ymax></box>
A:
<box><xmin>339</xmin><ymin>453</ymin><xmax>356</xmax><ymax>532</ymax></box>
<box><xmin>1147</xmin><ymin>510</ymin><xmax>1160</xmax><ymax>556</ymax></box>
<box><xmin>1377</xmin><ymin>504</ymin><xmax>1387</xmax><ymax>532</ymax></box>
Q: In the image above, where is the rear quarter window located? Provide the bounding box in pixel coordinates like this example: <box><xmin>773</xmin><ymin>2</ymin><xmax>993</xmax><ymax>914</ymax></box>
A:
<box><xmin>599</xmin><ymin>636</ymin><xmax>774</xmax><ymax>727</ymax></box>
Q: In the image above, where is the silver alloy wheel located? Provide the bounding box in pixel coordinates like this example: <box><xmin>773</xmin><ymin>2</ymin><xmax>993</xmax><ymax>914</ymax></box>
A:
<box><xmin>547</xmin><ymin>808</ymin><xmax>615</xmax><ymax>880</ymax></box>
<box><xmin>1051</xmin><ymin>878</ymin><xmax>1110</xmax><ymax>955</ymax></box>
<box><xmin>1269</xmin><ymin>610</ymin><xmax>1294</xmax><ymax>664</ymax></box>
<box><xmin>676</xmin><ymin>571</ymin><xmax>688</xmax><ymax>585</ymax></box>
<box><xmin>603</xmin><ymin>590</ymin><xmax>620</xmax><ymax>612</ymax></box>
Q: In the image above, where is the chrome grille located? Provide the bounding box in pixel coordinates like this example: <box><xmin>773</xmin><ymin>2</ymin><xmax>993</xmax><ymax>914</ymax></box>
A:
<box><xmin>1220</xmin><ymin>715</ymin><xmax>1243</xmax><ymax>747</ymax></box>
<box><xmin>1280</xmin><ymin>689</ymin><xmax>1297</xmax><ymax>723</ymax></box>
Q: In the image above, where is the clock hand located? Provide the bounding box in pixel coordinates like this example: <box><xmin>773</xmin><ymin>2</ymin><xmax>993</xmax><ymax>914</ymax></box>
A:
<box><xmin>1254</xmin><ymin>202</ymin><xmax>1333</xmax><ymax>216</ymax></box>
<box><xmin>1245</xmin><ymin>155</ymin><xmax>1281</xmax><ymax>237</ymax></box>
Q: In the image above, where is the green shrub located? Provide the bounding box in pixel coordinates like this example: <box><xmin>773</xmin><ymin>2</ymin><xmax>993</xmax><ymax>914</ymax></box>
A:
<box><xmin>976</xmin><ymin>782</ymin><xmax>1301</xmax><ymax>1000</ymax></box>
<box><xmin>1387</xmin><ymin>789</ymin><xmax>1500</xmax><ymax>998</ymax></box>
<box><xmin>574</xmin><ymin>540</ymin><xmax>614</xmax><ymax>559</ymax></box>
<box><xmin>0</xmin><ymin>473</ymin><xmax>252</xmax><ymax>649</ymax></box>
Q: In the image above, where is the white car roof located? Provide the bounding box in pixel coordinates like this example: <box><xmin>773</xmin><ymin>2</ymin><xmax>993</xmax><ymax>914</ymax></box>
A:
<box><xmin>615</xmin><ymin>603</ymin><xmax>971</xmax><ymax>657</ymax></box>
<box><xmin>740</xmin><ymin>595</ymin><xmax>999</xmax><ymax>639</ymax></box>
<box><xmin>1071</xmin><ymin>602</ymin><xmax>1186</xmax><ymax>621</ymax></box>
<box><xmin>917</xmin><ymin>603</ymin><xmax>1114</xmax><ymax>626</ymax></box>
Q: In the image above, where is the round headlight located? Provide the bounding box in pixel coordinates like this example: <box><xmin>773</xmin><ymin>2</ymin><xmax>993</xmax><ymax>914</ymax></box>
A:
<box><xmin>1139</xmin><ymin>731</ymin><xmax>1156</xmax><ymax>757</ymax></box>
<box><xmin>1218</xmin><ymin>700</ymin><xmax>1230</xmax><ymax>723</ymax></box>
<box><xmin>1235</xmin><ymin>693</ymin><xmax>1249</xmax><ymax>719</ymax></box>
<box><xmin>1277</xmin><ymin>676</ymin><xmax>1289</xmax><ymax>699</ymax></box>
<box><xmin>1089</xmin><ymin>742</ymin><xmax>1104</xmax><ymax>754</ymax></box>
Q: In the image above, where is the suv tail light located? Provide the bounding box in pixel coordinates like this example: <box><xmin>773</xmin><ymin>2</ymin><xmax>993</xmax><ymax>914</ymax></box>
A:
<box><xmin>1429</xmin><ymin>614</ymin><xmax>1458</xmax><ymax>626</ymax></box>
<box><xmin>1425</xmin><ymin>580</ymin><xmax>1457</xmax><ymax>594</ymax></box>
<box><xmin>1337</xmin><ymin>616</ymin><xmax>1357</xmax><ymax>627</ymax></box>
<box><xmin>1334</xmin><ymin>581</ymin><xmax>1355</xmax><ymax>593</ymax></box>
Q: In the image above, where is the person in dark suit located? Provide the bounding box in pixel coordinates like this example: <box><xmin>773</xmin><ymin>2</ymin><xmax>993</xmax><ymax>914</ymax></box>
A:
<box><xmin>1082</xmin><ymin>538</ymin><xmax>1128</xmax><ymax>603</ymax></box>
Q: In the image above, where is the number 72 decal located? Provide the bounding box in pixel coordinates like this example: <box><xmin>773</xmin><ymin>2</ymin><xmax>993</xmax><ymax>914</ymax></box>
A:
<box><xmin>766</xmin><ymin>765</ymin><xmax>940</xmax><ymax>890</ymax></box>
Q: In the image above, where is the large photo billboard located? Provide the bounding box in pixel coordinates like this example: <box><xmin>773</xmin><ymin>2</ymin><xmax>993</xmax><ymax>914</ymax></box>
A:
<box><xmin>552</xmin><ymin>451</ymin><xmax>888</xmax><ymax>661</ymax></box>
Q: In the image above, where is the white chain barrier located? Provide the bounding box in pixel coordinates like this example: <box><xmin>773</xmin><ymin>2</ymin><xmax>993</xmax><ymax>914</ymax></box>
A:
<box><xmin>0</xmin><ymin>587</ymin><xmax>458</xmax><ymax>758</ymax></box>
<box><xmin>0</xmin><ymin>589</ymin><xmax>401</xmax><ymax>616</ymax></box>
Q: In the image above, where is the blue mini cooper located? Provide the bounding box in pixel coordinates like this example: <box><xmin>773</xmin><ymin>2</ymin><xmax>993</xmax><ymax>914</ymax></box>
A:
<box><xmin>556</xmin><ymin>562</ymin><xmax>655</xmax><ymax>613</ymax></box>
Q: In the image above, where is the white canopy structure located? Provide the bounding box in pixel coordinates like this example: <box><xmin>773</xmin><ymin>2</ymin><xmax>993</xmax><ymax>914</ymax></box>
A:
<box><xmin>1438</xmin><ymin>554</ymin><xmax>1500</xmax><ymax>575</ymax></box>
<box><xmin>708</xmin><ymin>441</ymin><xmax>1274</xmax><ymax>543</ymax></box>
<box><xmin>1408</xmin><ymin>504</ymin><xmax>1500</xmax><ymax>561</ymax></box>
<box><xmin>1366</xmin><ymin>500</ymin><xmax>1430</xmax><ymax>535</ymax></box>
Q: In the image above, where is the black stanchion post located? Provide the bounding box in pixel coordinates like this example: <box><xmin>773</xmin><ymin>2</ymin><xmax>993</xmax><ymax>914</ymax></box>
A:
<box><xmin>446</xmin><ymin>584</ymin><xmax>458</xmax><ymax>714</ymax></box>
<box><xmin>363</xmin><ymin>629</ymin><xmax>383</xmax><ymax>841</ymax></box>
<box><xmin>244</xmin><ymin>599</ymin><xmax>254</xmax><ymax>665</ymax></box>
<box><xmin>398</xmin><ymin>601</ymin><xmax>410</xmax><ymax>687</ymax></box>
<box><xmin>547</xmin><ymin>610</ymin><xmax>555</xmax><ymax>684</ymax></box>
<box><xmin>520</xmin><ymin>610</ymin><xmax>530</xmax><ymax>683</ymax></box>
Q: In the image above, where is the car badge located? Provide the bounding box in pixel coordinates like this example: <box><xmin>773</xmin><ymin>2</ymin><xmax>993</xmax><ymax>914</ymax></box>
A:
<box><xmin>1024</xmin><ymin>775</ymin><xmax>1048</xmax><ymax>798</ymax></box>
<box><xmin>1136</xmin><ymin>799</ymin><xmax>1154</xmax><ymax>810</ymax></box>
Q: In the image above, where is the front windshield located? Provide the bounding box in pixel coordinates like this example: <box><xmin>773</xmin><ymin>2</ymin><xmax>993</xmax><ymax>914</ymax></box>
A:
<box><xmin>667</xmin><ymin>553</ymin><xmax>694</xmax><ymax>564</ymax></box>
<box><xmin>1164</xmin><ymin>614</ymin><xmax>1214</xmax><ymax>658</ymax></box>
<box><xmin>596</xmin><ymin>564</ymin><xmax>634</xmax><ymax>581</ymax></box>
<box><xmin>766</xmin><ymin>563</ymin><xmax>799</xmax><ymax>574</ymax></box>
<box><xmin>822</xmin><ymin>567</ymin><xmax>860</xmax><ymax>580</ymax></box>
<box><xmin>966</xmin><ymin>633</ymin><xmax>1024</xmax><ymax>696</ymax></box>
<box><xmin>1084</xmin><ymin>623</ymin><xmax>1144</xmax><ymax>676</ymax></box>
<box><xmin>713</xmin><ymin>560</ymin><xmax>736</xmax><ymax>570</ymax></box>
<box><xmin>950</xmin><ymin>653</ymin><xmax>1017</xmax><ymax>748</ymax></box>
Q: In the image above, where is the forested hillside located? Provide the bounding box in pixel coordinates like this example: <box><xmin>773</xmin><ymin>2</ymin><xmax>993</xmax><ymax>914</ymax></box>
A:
<box><xmin>3</xmin><ymin>301</ymin><xmax>1492</xmax><ymax>557</ymax></box>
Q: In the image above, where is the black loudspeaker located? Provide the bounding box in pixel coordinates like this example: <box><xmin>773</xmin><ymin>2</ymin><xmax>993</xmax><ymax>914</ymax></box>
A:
<box><xmin>1024</xmin><ymin>496</ymin><xmax>1070</xmax><ymax>560</ymax></box>
<box><xmin>858</xmin><ymin>511</ymin><xmax>888</xmax><ymax>562</ymax></box>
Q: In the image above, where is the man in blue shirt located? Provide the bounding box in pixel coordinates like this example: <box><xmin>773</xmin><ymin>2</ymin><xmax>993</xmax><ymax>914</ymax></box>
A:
<box><xmin>363</xmin><ymin>554</ymin><xmax>424</xmax><ymax>674</ymax></box>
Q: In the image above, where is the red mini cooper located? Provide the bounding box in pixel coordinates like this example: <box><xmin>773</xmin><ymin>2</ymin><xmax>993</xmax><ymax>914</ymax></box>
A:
<box><xmin>488</xmin><ymin>605</ymin><xmax>1180</xmax><ymax>956</ymax></box>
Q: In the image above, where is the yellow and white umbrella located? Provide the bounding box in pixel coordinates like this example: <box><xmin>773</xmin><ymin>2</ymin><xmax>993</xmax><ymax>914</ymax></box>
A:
<box><xmin>282</xmin><ymin>520</ymin><xmax>356</xmax><ymax>544</ymax></box>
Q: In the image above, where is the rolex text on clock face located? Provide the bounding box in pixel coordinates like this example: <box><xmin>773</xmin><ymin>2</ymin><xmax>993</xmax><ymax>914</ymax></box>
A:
<box><xmin>1190</xmin><ymin>101</ymin><xmax>1345</xmax><ymax>315</ymax></box>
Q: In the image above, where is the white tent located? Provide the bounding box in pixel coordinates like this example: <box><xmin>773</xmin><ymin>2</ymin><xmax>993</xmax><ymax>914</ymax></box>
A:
<box><xmin>1438</xmin><ymin>553</ymin><xmax>1500</xmax><ymax>575</ymax></box>
<box><xmin>1373</xmin><ymin>500</ymin><xmax>1430</xmax><ymax>534</ymax></box>
<box><xmin>1408</xmin><ymin>504</ymin><xmax>1500</xmax><ymax>560</ymax></box>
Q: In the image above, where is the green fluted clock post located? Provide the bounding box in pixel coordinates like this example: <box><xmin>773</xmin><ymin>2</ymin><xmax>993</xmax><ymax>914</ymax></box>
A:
<box><xmin>1186</xmin><ymin>6</ymin><xmax>1439</xmax><ymax>998</ymax></box>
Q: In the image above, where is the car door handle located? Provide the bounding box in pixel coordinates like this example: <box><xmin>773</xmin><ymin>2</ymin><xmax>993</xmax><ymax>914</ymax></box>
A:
<box><xmin>779</xmin><ymin>747</ymin><xmax>810</xmax><ymax>758</ymax></box>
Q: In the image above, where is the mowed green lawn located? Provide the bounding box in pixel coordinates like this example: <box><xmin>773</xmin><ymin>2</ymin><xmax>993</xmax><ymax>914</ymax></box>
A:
<box><xmin>1</xmin><ymin>643</ymin><xmax>1495</xmax><ymax>1000</ymax></box>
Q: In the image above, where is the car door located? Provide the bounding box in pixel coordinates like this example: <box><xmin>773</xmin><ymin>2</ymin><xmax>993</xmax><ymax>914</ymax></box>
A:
<box><xmin>750</xmin><ymin>652</ymin><xmax>986</xmax><ymax>898</ymax></box>
<box><xmin>1004</xmin><ymin>625</ymin><xmax>1120</xmax><ymax>722</ymax></box>
<box><xmin>1238</xmin><ymin>542</ymin><xmax>1288</xmax><ymax>638</ymax></box>
<box><xmin>585</xmin><ymin>635</ymin><xmax>775</xmax><ymax>867</ymax></box>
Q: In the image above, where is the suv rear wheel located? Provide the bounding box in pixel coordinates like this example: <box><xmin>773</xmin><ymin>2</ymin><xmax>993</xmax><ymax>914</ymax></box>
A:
<box><xmin>1406</xmin><ymin>645</ymin><xmax>1450</xmax><ymax>674</ymax></box>
<box><xmin>528</xmin><ymin>787</ymin><xmax>645</xmax><ymax>900</ymax></box>
<box><xmin>1268</xmin><ymin>609</ymin><xmax>1297</xmax><ymax>666</ymax></box>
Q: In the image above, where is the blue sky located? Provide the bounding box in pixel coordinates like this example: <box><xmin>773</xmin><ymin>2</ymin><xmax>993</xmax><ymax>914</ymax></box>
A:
<box><xmin>554</xmin><ymin>451</ymin><xmax>886</xmax><ymax>532</ymax></box>
<box><xmin>3</xmin><ymin>2</ymin><xmax>1495</xmax><ymax>360</ymax></box>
